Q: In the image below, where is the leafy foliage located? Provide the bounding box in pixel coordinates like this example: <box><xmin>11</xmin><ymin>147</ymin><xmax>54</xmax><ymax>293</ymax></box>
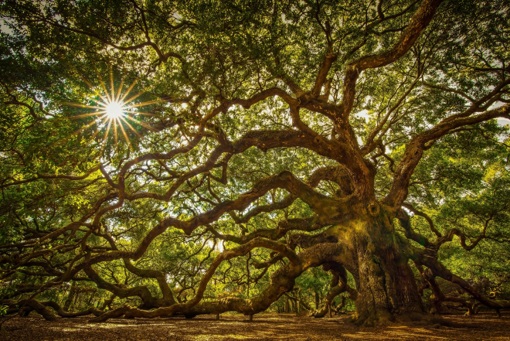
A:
<box><xmin>0</xmin><ymin>0</ymin><xmax>509</xmax><ymax>325</ymax></box>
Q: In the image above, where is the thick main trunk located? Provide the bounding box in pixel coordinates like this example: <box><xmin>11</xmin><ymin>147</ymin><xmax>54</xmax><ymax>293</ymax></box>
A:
<box><xmin>350</xmin><ymin>208</ymin><xmax>424</xmax><ymax>325</ymax></box>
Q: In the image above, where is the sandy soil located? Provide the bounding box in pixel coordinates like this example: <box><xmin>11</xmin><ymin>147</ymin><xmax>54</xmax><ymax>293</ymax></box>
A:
<box><xmin>1</xmin><ymin>312</ymin><xmax>510</xmax><ymax>340</ymax></box>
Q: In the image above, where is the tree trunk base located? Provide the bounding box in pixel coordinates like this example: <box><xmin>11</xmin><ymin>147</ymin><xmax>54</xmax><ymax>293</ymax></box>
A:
<box><xmin>352</xmin><ymin>310</ymin><xmax>445</xmax><ymax>327</ymax></box>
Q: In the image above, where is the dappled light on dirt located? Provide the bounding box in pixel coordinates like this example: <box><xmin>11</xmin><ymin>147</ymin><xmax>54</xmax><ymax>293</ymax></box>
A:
<box><xmin>2</xmin><ymin>313</ymin><xmax>510</xmax><ymax>340</ymax></box>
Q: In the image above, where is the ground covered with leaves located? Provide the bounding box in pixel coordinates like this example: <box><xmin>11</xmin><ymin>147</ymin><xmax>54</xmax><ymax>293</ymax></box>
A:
<box><xmin>1</xmin><ymin>312</ymin><xmax>510</xmax><ymax>340</ymax></box>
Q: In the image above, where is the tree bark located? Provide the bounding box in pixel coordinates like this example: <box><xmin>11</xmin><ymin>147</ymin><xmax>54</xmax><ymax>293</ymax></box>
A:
<box><xmin>349</xmin><ymin>206</ymin><xmax>424</xmax><ymax>325</ymax></box>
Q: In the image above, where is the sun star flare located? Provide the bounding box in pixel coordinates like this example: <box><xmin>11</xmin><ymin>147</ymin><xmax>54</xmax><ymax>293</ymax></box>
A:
<box><xmin>66</xmin><ymin>72</ymin><xmax>159</xmax><ymax>151</ymax></box>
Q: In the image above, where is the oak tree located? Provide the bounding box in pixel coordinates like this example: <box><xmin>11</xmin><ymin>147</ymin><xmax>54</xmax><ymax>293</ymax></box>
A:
<box><xmin>1</xmin><ymin>0</ymin><xmax>509</xmax><ymax>326</ymax></box>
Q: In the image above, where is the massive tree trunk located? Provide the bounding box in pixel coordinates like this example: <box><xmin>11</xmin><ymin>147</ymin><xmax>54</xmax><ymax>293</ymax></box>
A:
<box><xmin>346</xmin><ymin>205</ymin><xmax>424</xmax><ymax>325</ymax></box>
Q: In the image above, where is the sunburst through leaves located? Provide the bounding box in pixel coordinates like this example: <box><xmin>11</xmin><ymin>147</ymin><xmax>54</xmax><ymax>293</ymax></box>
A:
<box><xmin>66</xmin><ymin>71</ymin><xmax>158</xmax><ymax>152</ymax></box>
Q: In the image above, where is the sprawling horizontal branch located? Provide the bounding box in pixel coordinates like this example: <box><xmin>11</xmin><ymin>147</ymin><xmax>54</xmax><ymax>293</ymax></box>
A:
<box><xmin>82</xmin><ymin>265</ymin><xmax>169</xmax><ymax>309</ymax></box>
<box><xmin>201</xmin><ymin>87</ymin><xmax>295</xmax><ymax>124</ymax></box>
<box><xmin>417</xmin><ymin>251</ymin><xmax>510</xmax><ymax>311</ymax></box>
<box><xmin>39</xmin><ymin>169</ymin><xmax>350</xmax><ymax>286</ymax></box>
<box><xmin>208</xmin><ymin>216</ymin><xmax>324</xmax><ymax>247</ymax></box>
<box><xmin>0</xmin><ymin>165</ymin><xmax>102</xmax><ymax>189</ymax></box>
<box><xmin>1</xmin><ymin>299</ymin><xmax>103</xmax><ymax>320</ymax></box>
<box><xmin>161</xmin><ymin>170</ymin><xmax>351</xmax><ymax>235</ymax></box>
<box><xmin>400</xmin><ymin>207</ymin><xmax>510</xmax><ymax>313</ymax></box>
<box><xmin>90</xmin><ymin>241</ymin><xmax>346</xmax><ymax>322</ymax></box>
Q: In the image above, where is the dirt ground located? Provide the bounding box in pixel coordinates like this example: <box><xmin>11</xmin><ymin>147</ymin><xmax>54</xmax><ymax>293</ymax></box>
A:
<box><xmin>1</xmin><ymin>312</ymin><xmax>510</xmax><ymax>341</ymax></box>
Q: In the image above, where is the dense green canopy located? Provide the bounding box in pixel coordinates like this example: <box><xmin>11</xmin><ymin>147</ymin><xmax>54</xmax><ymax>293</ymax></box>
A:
<box><xmin>1</xmin><ymin>0</ymin><xmax>509</xmax><ymax>326</ymax></box>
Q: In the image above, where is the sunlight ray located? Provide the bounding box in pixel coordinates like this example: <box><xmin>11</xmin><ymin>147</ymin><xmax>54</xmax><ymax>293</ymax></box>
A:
<box><xmin>64</xmin><ymin>102</ymin><xmax>106</xmax><ymax>111</ymax></box>
<box><xmin>49</xmin><ymin>119</ymin><xmax>99</xmax><ymax>149</ymax></box>
<box><xmin>88</xmin><ymin>124</ymin><xmax>104</xmax><ymax>141</ymax></box>
<box><xmin>99</xmin><ymin>119</ymin><xmax>114</xmax><ymax>155</ymax></box>
<box><xmin>119</xmin><ymin>116</ymin><xmax>142</xmax><ymax>136</ymax></box>
<box><xmin>124</xmin><ymin>114</ymin><xmax>156</xmax><ymax>130</ymax></box>
<box><xmin>117</xmin><ymin>120</ymin><xmax>132</xmax><ymax>148</ymax></box>
<box><xmin>116</xmin><ymin>78</ymin><xmax>125</xmax><ymax>102</ymax></box>
<box><xmin>131</xmin><ymin>99</ymin><xmax>161</xmax><ymax>108</ymax></box>
<box><xmin>119</xmin><ymin>79</ymin><xmax>139</xmax><ymax>103</ymax></box>
<box><xmin>110</xmin><ymin>69</ymin><xmax>116</xmax><ymax>103</ymax></box>
<box><xmin>122</xmin><ymin>91</ymin><xmax>146</xmax><ymax>105</ymax></box>
<box><xmin>124</xmin><ymin>110</ymin><xmax>154</xmax><ymax>117</ymax></box>
<box><xmin>97</xmin><ymin>77</ymin><xmax>112</xmax><ymax>104</ymax></box>
<box><xmin>113</xmin><ymin>122</ymin><xmax>118</xmax><ymax>144</ymax></box>
<box><xmin>71</xmin><ymin>111</ymin><xmax>107</xmax><ymax>119</ymax></box>
<box><xmin>103</xmin><ymin>119</ymin><xmax>113</xmax><ymax>142</ymax></box>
